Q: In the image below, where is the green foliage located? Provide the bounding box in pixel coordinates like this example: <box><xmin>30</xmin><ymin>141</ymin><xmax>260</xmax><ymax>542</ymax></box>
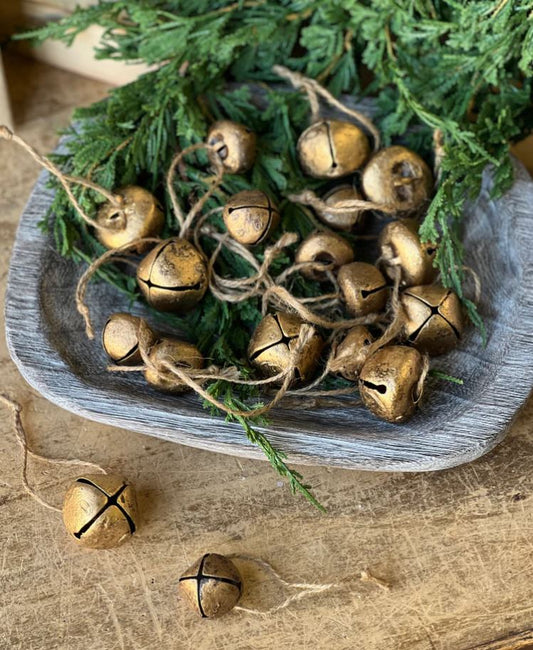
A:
<box><xmin>17</xmin><ymin>0</ymin><xmax>533</xmax><ymax>507</ymax></box>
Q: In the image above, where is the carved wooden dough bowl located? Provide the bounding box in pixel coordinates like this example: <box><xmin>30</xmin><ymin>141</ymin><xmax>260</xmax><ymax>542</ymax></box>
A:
<box><xmin>5</xmin><ymin>154</ymin><xmax>533</xmax><ymax>472</ymax></box>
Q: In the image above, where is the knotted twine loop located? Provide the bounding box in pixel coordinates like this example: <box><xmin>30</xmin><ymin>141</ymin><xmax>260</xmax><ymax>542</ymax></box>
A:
<box><xmin>109</xmin><ymin>319</ymin><xmax>319</xmax><ymax>419</ymax></box>
<box><xmin>0</xmin><ymin>394</ymin><xmax>107</xmax><ymax>513</ymax></box>
<box><xmin>288</xmin><ymin>189</ymin><xmax>398</xmax><ymax>217</ymax></box>
<box><xmin>262</xmin><ymin>284</ymin><xmax>385</xmax><ymax>331</ymax></box>
<box><xmin>193</xmin><ymin>209</ymin><xmax>344</xmax><ymax>311</ymax></box>
<box><xmin>166</xmin><ymin>141</ymin><xmax>226</xmax><ymax>238</ymax></box>
<box><xmin>0</xmin><ymin>125</ymin><xmax>125</xmax><ymax>231</ymax></box>
<box><xmin>75</xmin><ymin>236</ymin><xmax>162</xmax><ymax>339</ymax></box>
<box><xmin>272</xmin><ymin>65</ymin><xmax>381</xmax><ymax>151</ymax></box>
<box><xmin>227</xmin><ymin>554</ymin><xmax>391</xmax><ymax>615</ymax></box>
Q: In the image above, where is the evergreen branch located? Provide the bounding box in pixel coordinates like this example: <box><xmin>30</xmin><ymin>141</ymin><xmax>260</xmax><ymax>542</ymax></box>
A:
<box><xmin>429</xmin><ymin>369</ymin><xmax>464</xmax><ymax>385</ymax></box>
<box><xmin>206</xmin><ymin>382</ymin><xmax>325</xmax><ymax>511</ymax></box>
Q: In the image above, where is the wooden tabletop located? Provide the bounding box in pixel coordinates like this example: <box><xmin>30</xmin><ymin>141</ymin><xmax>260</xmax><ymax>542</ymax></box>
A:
<box><xmin>1</xmin><ymin>53</ymin><xmax>532</xmax><ymax>650</ymax></box>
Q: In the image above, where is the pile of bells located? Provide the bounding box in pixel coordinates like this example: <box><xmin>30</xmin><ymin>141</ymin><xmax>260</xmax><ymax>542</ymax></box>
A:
<box><xmin>94</xmin><ymin>117</ymin><xmax>464</xmax><ymax>424</ymax></box>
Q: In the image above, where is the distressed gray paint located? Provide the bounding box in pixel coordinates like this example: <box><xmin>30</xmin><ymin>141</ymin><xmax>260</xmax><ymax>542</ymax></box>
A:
<box><xmin>5</xmin><ymin>147</ymin><xmax>533</xmax><ymax>472</ymax></box>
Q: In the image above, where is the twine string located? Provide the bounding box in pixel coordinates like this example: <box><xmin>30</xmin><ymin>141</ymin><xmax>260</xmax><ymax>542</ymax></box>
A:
<box><xmin>273</xmin><ymin>65</ymin><xmax>381</xmax><ymax>150</ymax></box>
<box><xmin>124</xmin><ymin>319</ymin><xmax>317</xmax><ymax>418</ymax></box>
<box><xmin>288</xmin><ymin>189</ymin><xmax>397</xmax><ymax>217</ymax></box>
<box><xmin>262</xmin><ymin>285</ymin><xmax>385</xmax><ymax>330</ymax></box>
<box><xmin>75</xmin><ymin>237</ymin><xmax>162</xmax><ymax>339</ymax></box>
<box><xmin>228</xmin><ymin>554</ymin><xmax>340</xmax><ymax>615</ymax></box>
<box><xmin>0</xmin><ymin>125</ymin><xmax>124</xmax><ymax>231</ymax></box>
<box><xmin>166</xmin><ymin>142</ymin><xmax>226</xmax><ymax>238</ymax></box>
<box><xmin>461</xmin><ymin>265</ymin><xmax>482</xmax><ymax>306</ymax></box>
<box><xmin>433</xmin><ymin>128</ymin><xmax>445</xmax><ymax>186</ymax></box>
<box><xmin>227</xmin><ymin>555</ymin><xmax>391</xmax><ymax>615</ymax></box>
<box><xmin>0</xmin><ymin>394</ymin><xmax>107</xmax><ymax>514</ymax></box>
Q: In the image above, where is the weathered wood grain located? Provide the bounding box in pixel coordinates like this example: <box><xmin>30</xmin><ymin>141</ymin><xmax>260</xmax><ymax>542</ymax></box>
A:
<box><xmin>4</xmin><ymin>94</ymin><xmax>533</xmax><ymax>473</ymax></box>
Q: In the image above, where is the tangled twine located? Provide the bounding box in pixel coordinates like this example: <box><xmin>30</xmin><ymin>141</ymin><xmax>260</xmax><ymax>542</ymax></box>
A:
<box><xmin>108</xmin><ymin>319</ymin><xmax>331</xmax><ymax>417</ymax></box>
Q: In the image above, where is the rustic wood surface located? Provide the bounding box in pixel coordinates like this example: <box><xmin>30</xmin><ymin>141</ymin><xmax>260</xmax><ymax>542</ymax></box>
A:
<box><xmin>1</xmin><ymin>52</ymin><xmax>533</xmax><ymax>650</ymax></box>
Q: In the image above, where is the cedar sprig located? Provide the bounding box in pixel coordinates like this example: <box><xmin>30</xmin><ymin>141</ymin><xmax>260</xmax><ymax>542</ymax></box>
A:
<box><xmin>206</xmin><ymin>381</ymin><xmax>325</xmax><ymax>512</ymax></box>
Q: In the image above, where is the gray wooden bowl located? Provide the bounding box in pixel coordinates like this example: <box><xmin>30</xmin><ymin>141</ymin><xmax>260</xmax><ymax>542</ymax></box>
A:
<box><xmin>5</xmin><ymin>159</ymin><xmax>533</xmax><ymax>472</ymax></box>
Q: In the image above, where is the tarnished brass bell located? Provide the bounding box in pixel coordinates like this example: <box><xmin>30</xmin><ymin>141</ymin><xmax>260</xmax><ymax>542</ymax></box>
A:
<box><xmin>144</xmin><ymin>337</ymin><xmax>204</xmax><ymax>392</ymax></box>
<box><xmin>297</xmin><ymin>119</ymin><xmax>370</xmax><ymax>179</ymax></box>
<box><xmin>330</xmin><ymin>325</ymin><xmax>374</xmax><ymax>381</ymax></box>
<box><xmin>249</xmin><ymin>311</ymin><xmax>324</xmax><ymax>383</ymax></box>
<box><xmin>317</xmin><ymin>185</ymin><xmax>363</xmax><ymax>230</ymax></box>
<box><xmin>207</xmin><ymin>120</ymin><xmax>257</xmax><ymax>174</ymax></box>
<box><xmin>400</xmin><ymin>285</ymin><xmax>463</xmax><ymax>356</ymax></box>
<box><xmin>179</xmin><ymin>553</ymin><xmax>242</xmax><ymax>618</ymax></box>
<box><xmin>136</xmin><ymin>238</ymin><xmax>208</xmax><ymax>313</ymax></box>
<box><xmin>96</xmin><ymin>186</ymin><xmax>164</xmax><ymax>250</ymax></box>
<box><xmin>378</xmin><ymin>219</ymin><xmax>438</xmax><ymax>287</ymax></box>
<box><xmin>295</xmin><ymin>230</ymin><xmax>354</xmax><ymax>280</ymax></box>
<box><xmin>223</xmin><ymin>189</ymin><xmax>280</xmax><ymax>246</ymax></box>
<box><xmin>362</xmin><ymin>146</ymin><xmax>433</xmax><ymax>212</ymax></box>
<box><xmin>338</xmin><ymin>262</ymin><xmax>388</xmax><ymax>316</ymax></box>
<box><xmin>62</xmin><ymin>474</ymin><xmax>138</xmax><ymax>549</ymax></box>
<box><xmin>358</xmin><ymin>346</ymin><xmax>425</xmax><ymax>423</ymax></box>
<box><xmin>102</xmin><ymin>313</ymin><xmax>152</xmax><ymax>365</ymax></box>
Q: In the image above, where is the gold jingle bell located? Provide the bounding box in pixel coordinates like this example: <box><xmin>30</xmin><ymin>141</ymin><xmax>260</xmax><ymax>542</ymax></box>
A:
<box><xmin>295</xmin><ymin>230</ymin><xmax>354</xmax><ymax>280</ymax></box>
<box><xmin>297</xmin><ymin>119</ymin><xmax>370</xmax><ymax>179</ymax></box>
<box><xmin>378</xmin><ymin>219</ymin><xmax>438</xmax><ymax>287</ymax></box>
<box><xmin>400</xmin><ymin>285</ymin><xmax>463</xmax><ymax>356</ymax></box>
<box><xmin>249</xmin><ymin>311</ymin><xmax>324</xmax><ymax>383</ymax></box>
<box><xmin>144</xmin><ymin>337</ymin><xmax>204</xmax><ymax>393</ymax></box>
<box><xmin>96</xmin><ymin>186</ymin><xmax>164</xmax><ymax>250</ymax></box>
<box><xmin>179</xmin><ymin>553</ymin><xmax>242</xmax><ymax>619</ymax></box>
<box><xmin>317</xmin><ymin>185</ymin><xmax>364</xmax><ymax>231</ymax></box>
<box><xmin>330</xmin><ymin>325</ymin><xmax>374</xmax><ymax>381</ymax></box>
<box><xmin>362</xmin><ymin>146</ymin><xmax>433</xmax><ymax>212</ymax></box>
<box><xmin>207</xmin><ymin>120</ymin><xmax>257</xmax><ymax>174</ymax></box>
<box><xmin>358</xmin><ymin>345</ymin><xmax>426</xmax><ymax>423</ymax></box>
<box><xmin>62</xmin><ymin>474</ymin><xmax>138</xmax><ymax>549</ymax></box>
<box><xmin>102</xmin><ymin>313</ymin><xmax>151</xmax><ymax>365</ymax></box>
<box><xmin>136</xmin><ymin>238</ymin><xmax>208</xmax><ymax>313</ymax></box>
<box><xmin>338</xmin><ymin>262</ymin><xmax>389</xmax><ymax>316</ymax></box>
<box><xmin>223</xmin><ymin>189</ymin><xmax>279</xmax><ymax>246</ymax></box>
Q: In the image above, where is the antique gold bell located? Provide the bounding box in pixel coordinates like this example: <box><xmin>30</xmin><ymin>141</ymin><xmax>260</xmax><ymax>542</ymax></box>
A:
<box><xmin>295</xmin><ymin>230</ymin><xmax>354</xmax><ymax>280</ymax></box>
<box><xmin>96</xmin><ymin>186</ymin><xmax>164</xmax><ymax>250</ymax></box>
<box><xmin>102</xmin><ymin>313</ymin><xmax>150</xmax><ymax>365</ymax></box>
<box><xmin>362</xmin><ymin>146</ymin><xmax>433</xmax><ymax>211</ymax></box>
<box><xmin>223</xmin><ymin>189</ymin><xmax>280</xmax><ymax>246</ymax></box>
<box><xmin>249</xmin><ymin>311</ymin><xmax>324</xmax><ymax>383</ymax></box>
<box><xmin>179</xmin><ymin>553</ymin><xmax>242</xmax><ymax>618</ymax></box>
<box><xmin>338</xmin><ymin>262</ymin><xmax>388</xmax><ymax>316</ymax></box>
<box><xmin>378</xmin><ymin>219</ymin><xmax>438</xmax><ymax>287</ymax></box>
<box><xmin>358</xmin><ymin>346</ymin><xmax>426</xmax><ymax>423</ymax></box>
<box><xmin>207</xmin><ymin>120</ymin><xmax>257</xmax><ymax>174</ymax></box>
<box><xmin>62</xmin><ymin>474</ymin><xmax>138</xmax><ymax>549</ymax></box>
<box><xmin>136</xmin><ymin>238</ymin><xmax>208</xmax><ymax>313</ymax></box>
<box><xmin>400</xmin><ymin>285</ymin><xmax>463</xmax><ymax>356</ymax></box>
<box><xmin>144</xmin><ymin>337</ymin><xmax>204</xmax><ymax>392</ymax></box>
<box><xmin>330</xmin><ymin>325</ymin><xmax>374</xmax><ymax>381</ymax></box>
<box><xmin>317</xmin><ymin>185</ymin><xmax>363</xmax><ymax>230</ymax></box>
<box><xmin>297</xmin><ymin>119</ymin><xmax>370</xmax><ymax>178</ymax></box>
